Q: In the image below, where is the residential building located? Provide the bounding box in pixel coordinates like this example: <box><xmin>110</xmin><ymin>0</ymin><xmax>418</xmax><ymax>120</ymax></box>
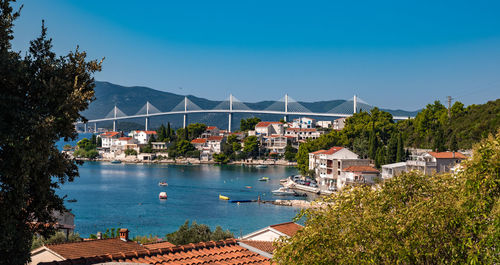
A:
<box><xmin>406</xmin><ymin>151</ymin><xmax>466</xmax><ymax>175</ymax></box>
<box><xmin>262</xmin><ymin>135</ymin><xmax>288</xmax><ymax>154</ymax></box>
<box><xmin>255</xmin><ymin>121</ymin><xmax>284</xmax><ymax>136</ymax></box>
<box><xmin>381</xmin><ymin>162</ymin><xmax>407</xmax><ymax>180</ymax></box>
<box><xmin>201</xmin><ymin>126</ymin><xmax>220</xmax><ymax>138</ymax></box>
<box><xmin>337</xmin><ymin>165</ymin><xmax>380</xmax><ymax>190</ymax></box>
<box><xmin>38</xmin><ymin>239</ymin><xmax>270</xmax><ymax>265</ymax></box>
<box><xmin>128</xmin><ymin>130</ymin><xmax>157</xmax><ymax>144</ymax></box>
<box><xmin>291</xmin><ymin>117</ymin><xmax>316</xmax><ymax>129</ymax></box>
<box><xmin>308</xmin><ymin>147</ymin><xmax>370</xmax><ymax>191</ymax></box>
<box><xmin>316</xmin><ymin>120</ymin><xmax>332</xmax><ymax>128</ymax></box>
<box><xmin>206</xmin><ymin>135</ymin><xmax>225</xmax><ymax>154</ymax></box>
<box><xmin>151</xmin><ymin>142</ymin><xmax>167</xmax><ymax>150</ymax></box>
<box><xmin>191</xmin><ymin>138</ymin><xmax>207</xmax><ymax>151</ymax></box>
<box><xmin>239</xmin><ymin>222</ymin><xmax>303</xmax><ymax>257</ymax></box>
<box><xmin>285</xmin><ymin>128</ymin><xmax>323</xmax><ymax>140</ymax></box>
<box><xmin>31</xmin><ymin>229</ymin><xmax>146</xmax><ymax>265</ymax></box>
<box><xmin>333</xmin><ymin>117</ymin><xmax>346</xmax><ymax>130</ymax></box>
<box><xmin>99</xmin><ymin>131</ymin><xmax>120</xmax><ymax>148</ymax></box>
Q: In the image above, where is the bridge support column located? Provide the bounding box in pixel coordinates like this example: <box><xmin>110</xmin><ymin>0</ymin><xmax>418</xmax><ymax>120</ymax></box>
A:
<box><xmin>353</xmin><ymin>94</ymin><xmax>357</xmax><ymax>114</ymax></box>
<box><xmin>145</xmin><ymin>101</ymin><xmax>150</xmax><ymax>131</ymax></box>
<box><xmin>94</xmin><ymin>123</ymin><xmax>97</xmax><ymax>133</ymax></box>
<box><xmin>183</xmin><ymin>114</ymin><xmax>187</xmax><ymax>129</ymax></box>
<box><xmin>145</xmin><ymin>117</ymin><xmax>149</xmax><ymax>131</ymax></box>
<box><xmin>113</xmin><ymin>120</ymin><xmax>116</xmax><ymax>132</ymax></box>
<box><xmin>228</xmin><ymin>94</ymin><xmax>233</xmax><ymax>132</ymax></box>
<box><xmin>183</xmin><ymin>96</ymin><xmax>188</xmax><ymax>128</ymax></box>
<box><xmin>228</xmin><ymin>113</ymin><xmax>232</xmax><ymax>133</ymax></box>
<box><xmin>84</xmin><ymin>123</ymin><xmax>87</xmax><ymax>133</ymax></box>
<box><xmin>284</xmin><ymin>94</ymin><xmax>288</xmax><ymax>122</ymax></box>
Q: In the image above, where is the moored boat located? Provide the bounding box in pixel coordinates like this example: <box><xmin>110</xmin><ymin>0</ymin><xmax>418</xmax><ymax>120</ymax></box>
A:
<box><xmin>255</xmin><ymin>165</ymin><xmax>268</xmax><ymax>168</ymax></box>
<box><xmin>258</xmin><ymin>177</ymin><xmax>270</xmax><ymax>181</ymax></box>
<box><xmin>110</xmin><ymin>160</ymin><xmax>121</xmax><ymax>164</ymax></box>
<box><xmin>272</xmin><ymin>187</ymin><xmax>296</xmax><ymax>196</ymax></box>
<box><xmin>158</xmin><ymin>182</ymin><xmax>168</xmax><ymax>186</ymax></box>
<box><xmin>159</xmin><ymin>192</ymin><xmax>168</xmax><ymax>199</ymax></box>
<box><xmin>219</xmin><ymin>194</ymin><xmax>230</xmax><ymax>200</ymax></box>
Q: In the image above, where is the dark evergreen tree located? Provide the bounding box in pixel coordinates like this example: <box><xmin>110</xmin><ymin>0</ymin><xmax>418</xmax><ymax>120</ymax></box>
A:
<box><xmin>166</xmin><ymin>122</ymin><xmax>171</xmax><ymax>141</ymax></box>
<box><xmin>396</xmin><ymin>133</ymin><xmax>404</xmax><ymax>162</ymax></box>
<box><xmin>386</xmin><ymin>133</ymin><xmax>398</xmax><ymax>164</ymax></box>
<box><xmin>368</xmin><ymin>128</ymin><xmax>377</xmax><ymax>160</ymax></box>
<box><xmin>433</xmin><ymin>128</ymin><xmax>446</xmax><ymax>152</ymax></box>
<box><xmin>0</xmin><ymin>2</ymin><xmax>102</xmax><ymax>263</ymax></box>
<box><xmin>450</xmin><ymin>134</ymin><xmax>458</xmax><ymax>152</ymax></box>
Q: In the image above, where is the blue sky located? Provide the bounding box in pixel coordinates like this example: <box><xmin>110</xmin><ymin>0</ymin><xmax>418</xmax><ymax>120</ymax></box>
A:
<box><xmin>11</xmin><ymin>0</ymin><xmax>500</xmax><ymax>110</ymax></box>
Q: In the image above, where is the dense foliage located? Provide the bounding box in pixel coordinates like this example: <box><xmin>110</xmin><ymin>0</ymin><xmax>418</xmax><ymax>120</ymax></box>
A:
<box><xmin>165</xmin><ymin>220</ymin><xmax>233</xmax><ymax>245</ymax></box>
<box><xmin>274</xmin><ymin>131</ymin><xmax>500</xmax><ymax>264</ymax></box>
<box><xmin>240</xmin><ymin>117</ymin><xmax>261</xmax><ymax>131</ymax></box>
<box><xmin>31</xmin><ymin>232</ymin><xmax>82</xmax><ymax>250</ymax></box>
<box><xmin>0</xmin><ymin>1</ymin><xmax>102</xmax><ymax>264</ymax></box>
<box><xmin>73</xmin><ymin>138</ymin><xmax>99</xmax><ymax>159</ymax></box>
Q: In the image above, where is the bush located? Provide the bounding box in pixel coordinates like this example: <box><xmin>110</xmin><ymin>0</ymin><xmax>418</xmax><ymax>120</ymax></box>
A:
<box><xmin>124</xmin><ymin>149</ymin><xmax>137</xmax><ymax>156</ymax></box>
<box><xmin>165</xmin><ymin>220</ymin><xmax>233</xmax><ymax>245</ymax></box>
<box><xmin>186</xmin><ymin>150</ymin><xmax>200</xmax><ymax>158</ymax></box>
<box><xmin>31</xmin><ymin>232</ymin><xmax>82</xmax><ymax>250</ymax></box>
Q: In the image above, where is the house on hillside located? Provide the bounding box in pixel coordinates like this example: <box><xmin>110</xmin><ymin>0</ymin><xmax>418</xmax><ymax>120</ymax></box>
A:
<box><xmin>338</xmin><ymin>165</ymin><xmax>380</xmax><ymax>190</ymax></box>
<box><xmin>255</xmin><ymin>121</ymin><xmax>284</xmax><ymax>136</ymax></box>
<box><xmin>406</xmin><ymin>151</ymin><xmax>466</xmax><ymax>175</ymax></box>
<box><xmin>98</xmin><ymin>131</ymin><xmax>120</xmax><ymax>148</ymax></box>
<box><xmin>128</xmin><ymin>130</ymin><xmax>157</xmax><ymax>144</ymax></box>
<box><xmin>290</xmin><ymin>117</ymin><xmax>316</xmax><ymax>129</ymax></box>
<box><xmin>201</xmin><ymin>126</ymin><xmax>220</xmax><ymax>138</ymax></box>
<box><xmin>333</xmin><ymin>117</ymin><xmax>346</xmax><ymax>130</ymax></box>
<box><xmin>262</xmin><ymin>135</ymin><xmax>288</xmax><ymax>155</ymax></box>
<box><xmin>238</xmin><ymin>222</ymin><xmax>303</xmax><ymax>257</ymax></box>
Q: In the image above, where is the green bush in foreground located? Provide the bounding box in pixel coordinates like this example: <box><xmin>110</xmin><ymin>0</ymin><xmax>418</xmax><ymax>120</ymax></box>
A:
<box><xmin>274</xmin><ymin>130</ymin><xmax>499</xmax><ymax>265</ymax></box>
<box><xmin>165</xmin><ymin>220</ymin><xmax>233</xmax><ymax>245</ymax></box>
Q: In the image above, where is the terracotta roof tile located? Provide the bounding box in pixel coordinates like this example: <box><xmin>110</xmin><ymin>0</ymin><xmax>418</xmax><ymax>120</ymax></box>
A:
<box><xmin>39</xmin><ymin>239</ymin><xmax>270</xmax><ymax>265</ymax></box>
<box><xmin>238</xmin><ymin>240</ymin><xmax>276</xmax><ymax>254</ymax></box>
<box><xmin>255</xmin><ymin>121</ymin><xmax>282</xmax><ymax>128</ymax></box>
<box><xmin>206</xmin><ymin>126</ymin><xmax>218</xmax><ymax>130</ymax></box>
<box><xmin>427</xmin><ymin>151</ymin><xmax>466</xmax><ymax>159</ymax></box>
<box><xmin>118</xmin><ymin>137</ymin><xmax>132</xmax><ymax>140</ymax></box>
<box><xmin>42</xmin><ymin>238</ymin><xmax>147</xmax><ymax>260</ymax></box>
<box><xmin>269</xmin><ymin>222</ymin><xmax>303</xmax><ymax>237</ymax></box>
<box><xmin>343</xmin><ymin>165</ymin><xmax>379</xmax><ymax>173</ymax></box>
<box><xmin>143</xmin><ymin>241</ymin><xmax>176</xmax><ymax>249</ymax></box>
<box><xmin>310</xmin><ymin>149</ymin><xmax>326</xmax><ymax>155</ymax></box>
<box><xmin>322</xmin><ymin>146</ymin><xmax>344</xmax><ymax>155</ymax></box>
<box><xmin>101</xmin><ymin>131</ymin><xmax>120</xmax><ymax>138</ymax></box>
<box><xmin>191</xmin><ymin>138</ymin><xmax>207</xmax><ymax>144</ymax></box>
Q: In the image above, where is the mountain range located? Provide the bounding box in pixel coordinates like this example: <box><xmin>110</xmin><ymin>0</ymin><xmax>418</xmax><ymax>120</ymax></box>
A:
<box><xmin>81</xmin><ymin>81</ymin><xmax>420</xmax><ymax>130</ymax></box>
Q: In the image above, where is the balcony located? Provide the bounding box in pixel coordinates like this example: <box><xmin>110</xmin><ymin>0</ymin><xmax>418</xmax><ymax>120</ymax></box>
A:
<box><xmin>406</xmin><ymin>160</ymin><xmax>436</xmax><ymax>167</ymax></box>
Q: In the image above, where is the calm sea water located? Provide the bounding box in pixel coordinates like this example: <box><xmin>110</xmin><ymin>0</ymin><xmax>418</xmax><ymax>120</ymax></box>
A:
<box><xmin>58</xmin><ymin>162</ymin><xmax>302</xmax><ymax>238</ymax></box>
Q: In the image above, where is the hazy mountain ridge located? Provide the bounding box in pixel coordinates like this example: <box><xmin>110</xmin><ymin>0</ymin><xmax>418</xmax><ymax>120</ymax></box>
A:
<box><xmin>82</xmin><ymin>82</ymin><xmax>420</xmax><ymax>129</ymax></box>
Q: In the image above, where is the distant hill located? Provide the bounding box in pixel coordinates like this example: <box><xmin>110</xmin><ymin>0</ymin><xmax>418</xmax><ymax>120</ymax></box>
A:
<box><xmin>82</xmin><ymin>81</ymin><xmax>420</xmax><ymax>130</ymax></box>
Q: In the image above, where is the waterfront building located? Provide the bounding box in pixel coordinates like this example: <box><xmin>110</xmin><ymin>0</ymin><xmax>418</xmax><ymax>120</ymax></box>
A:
<box><xmin>337</xmin><ymin>165</ymin><xmax>380</xmax><ymax>190</ymax></box>
<box><xmin>206</xmin><ymin>135</ymin><xmax>225</xmax><ymax>154</ymax></box>
<box><xmin>98</xmin><ymin>131</ymin><xmax>120</xmax><ymax>148</ymax></box>
<box><xmin>201</xmin><ymin>126</ymin><xmax>220</xmax><ymax>138</ymax></box>
<box><xmin>255</xmin><ymin>121</ymin><xmax>284</xmax><ymax>136</ymax></box>
<box><xmin>262</xmin><ymin>134</ymin><xmax>288</xmax><ymax>155</ymax></box>
<box><xmin>308</xmin><ymin>147</ymin><xmax>370</xmax><ymax>191</ymax></box>
<box><xmin>128</xmin><ymin>130</ymin><xmax>157</xmax><ymax>144</ymax></box>
<box><xmin>316</xmin><ymin>120</ymin><xmax>332</xmax><ymax>128</ymax></box>
<box><xmin>284</xmin><ymin>127</ymin><xmax>323</xmax><ymax>140</ymax></box>
<box><xmin>406</xmin><ymin>151</ymin><xmax>466</xmax><ymax>175</ymax></box>
<box><xmin>151</xmin><ymin>142</ymin><xmax>167</xmax><ymax>150</ymax></box>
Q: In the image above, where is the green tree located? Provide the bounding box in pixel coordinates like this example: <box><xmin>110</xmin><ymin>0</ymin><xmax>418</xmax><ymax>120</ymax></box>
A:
<box><xmin>385</xmin><ymin>132</ymin><xmax>398</xmax><ymax>164</ymax></box>
<box><xmin>227</xmin><ymin>134</ymin><xmax>238</xmax><ymax>144</ymax></box>
<box><xmin>449</xmin><ymin>134</ymin><xmax>458</xmax><ymax>152</ymax></box>
<box><xmin>213</xmin><ymin>153</ymin><xmax>230</xmax><ymax>164</ymax></box>
<box><xmin>232</xmin><ymin>142</ymin><xmax>241</xmax><ymax>153</ymax></box>
<box><xmin>165</xmin><ymin>220</ymin><xmax>233</xmax><ymax>245</ymax></box>
<box><xmin>96</xmin><ymin>135</ymin><xmax>102</xmax><ymax>147</ymax></box>
<box><xmin>166</xmin><ymin>122</ymin><xmax>171</xmax><ymax>141</ymax></box>
<box><xmin>284</xmin><ymin>143</ymin><xmax>297</xmax><ymax>161</ymax></box>
<box><xmin>0</xmin><ymin>2</ymin><xmax>102</xmax><ymax>263</ymax></box>
<box><xmin>243</xmin><ymin>136</ymin><xmax>260</xmax><ymax>158</ymax></box>
<box><xmin>157</xmin><ymin>124</ymin><xmax>166</xmax><ymax>142</ymax></box>
<box><xmin>124</xmin><ymin>149</ymin><xmax>137</xmax><ymax>156</ymax></box>
<box><xmin>273</xmin><ymin>131</ymin><xmax>500</xmax><ymax>264</ymax></box>
<box><xmin>90</xmin><ymin>134</ymin><xmax>97</xmax><ymax>145</ymax></box>
<box><xmin>240</xmin><ymin>117</ymin><xmax>261</xmax><ymax>131</ymax></box>
<box><xmin>176</xmin><ymin>140</ymin><xmax>195</xmax><ymax>156</ymax></box>
<box><xmin>433</xmin><ymin>128</ymin><xmax>446</xmax><ymax>152</ymax></box>
<box><xmin>396</xmin><ymin>132</ymin><xmax>404</xmax><ymax>162</ymax></box>
<box><xmin>187</xmin><ymin>123</ymin><xmax>207</xmax><ymax>139</ymax></box>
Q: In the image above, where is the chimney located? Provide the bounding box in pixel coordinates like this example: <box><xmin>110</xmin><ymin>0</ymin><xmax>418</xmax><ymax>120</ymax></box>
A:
<box><xmin>119</xmin><ymin>228</ymin><xmax>129</xmax><ymax>241</ymax></box>
<box><xmin>97</xmin><ymin>232</ymin><xmax>102</xmax><ymax>240</ymax></box>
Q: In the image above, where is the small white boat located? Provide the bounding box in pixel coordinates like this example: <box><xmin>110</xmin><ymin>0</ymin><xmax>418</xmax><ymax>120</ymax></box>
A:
<box><xmin>256</xmin><ymin>165</ymin><xmax>268</xmax><ymax>168</ymax></box>
<box><xmin>158</xmin><ymin>182</ymin><xmax>168</xmax><ymax>186</ymax></box>
<box><xmin>272</xmin><ymin>187</ymin><xmax>296</xmax><ymax>196</ymax></box>
<box><xmin>159</xmin><ymin>192</ymin><xmax>168</xmax><ymax>199</ymax></box>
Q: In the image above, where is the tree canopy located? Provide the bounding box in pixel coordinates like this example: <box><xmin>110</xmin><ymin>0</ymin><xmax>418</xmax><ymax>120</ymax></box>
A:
<box><xmin>0</xmin><ymin>1</ymin><xmax>102</xmax><ymax>263</ymax></box>
<box><xmin>274</xmin><ymin>130</ymin><xmax>500</xmax><ymax>264</ymax></box>
<box><xmin>165</xmin><ymin>220</ymin><xmax>233</xmax><ymax>245</ymax></box>
<box><xmin>240</xmin><ymin>117</ymin><xmax>261</xmax><ymax>131</ymax></box>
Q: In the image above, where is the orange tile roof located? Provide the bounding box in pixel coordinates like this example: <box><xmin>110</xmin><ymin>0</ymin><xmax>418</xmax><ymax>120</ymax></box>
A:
<box><xmin>206</xmin><ymin>126</ymin><xmax>218</xmax><ymax>130</ymax></box>
<box><xmin>255</xmin><ymin>121</ymin><xmax>282</xmax><ymax>128</ymax></box>
<box><xmin>207</xmin><ymin>135</ymin><xmax>224</xmax><ymax>141</ymax></box>
<box><xmin>39</xmin><ymin>239</ymin><xmax>270</xmax><ymax>265</ymax></box>
<box><xmin>118</xmin><ymin>137</ymin><xmax>132</xmax><ymax>140</ymax></box>
<box><xmin>42</xmin><ymin>238</ymin><xmax>147</xmax><ymax>260</ymax></box>
<box><xmin>427</xmin><ymin>151</ymin><xmax>466</xmax><ymax>159</ymax></box>
<box><xmin>238</xmin><ymin>240</ymin><xmax>276</xmax><ymax>254</ymax></box>
<box><xmin>269</xmin><ymin>222</ymin><xmax>303</xmax><ymax>237</ymax></box>
<box><xmin>101</xmin><ymin>131</ymin><xmax>119</xmax><ymax>138</ymax></box>
<box><xmin>343</xmin><ymin>165</ymin><xmax>380</xmax><ymax>173</ymax></box>
<box><xmin>191</xmin><ymin>138</ymin><xmax>207</xmax><ymax>144</ymax></box>
<box><xmin>322</xmin><ymin>146</ymin><xmax>344</xmax><ymax>155</ymax></box>
<box><xmin>310</xmin><ymin>149</ymin><xmax>326</xmax><ymax>155</ymax></box>
<box><xmin>144</xmin><ymin>130</ymin><xmax>157</xmax><ymax>135</ymax></box>
<box><xmin>143</xmin><ymin>241</ymin><xmax>175</xmax><ymax>249</ymax></box>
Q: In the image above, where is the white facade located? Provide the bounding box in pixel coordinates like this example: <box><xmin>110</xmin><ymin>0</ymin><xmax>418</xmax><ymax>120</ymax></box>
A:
<box><xmin>291</xmin><ymin>117</ymin><xmax>316</xmax><ymax>129</ymax></box>
<box><xmin>129</xmin><ymin>130</ymin><xmax>157</xmax><ymax>144</ymax></box>
<box><xmin>99</xmin><ymin>132</ymin><xmax>120</xmax><ymax>148</ymax></box>
<box><xmin>381</xmin><ymin>162</ymin><xmax>407</xmax><ymax>180</ymax></box>
<box><xmin>255</xmin><ymin>122</ymin><xmax>284</xmax><ymax>136</ymax></box>
<box><xmin>333</xmin><ymin>117</ymin><xmax>346</xmax><ymax>130</ymax></box>
<box><xmin>337</xmin><ymin>166</ymin><xmax>380</xmax><ymax>190</ymax></box>
<box><xmin>316</xmin><ymin>120</ymin><xmax>332</xmax><ymax>128</ymax></box>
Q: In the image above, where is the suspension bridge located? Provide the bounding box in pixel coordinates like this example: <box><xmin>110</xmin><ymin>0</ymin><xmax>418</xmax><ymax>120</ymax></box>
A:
<box><xmin>78</xmin><ymin>94</ymin><xmax>413</xmax><ymax>132</ymax></box>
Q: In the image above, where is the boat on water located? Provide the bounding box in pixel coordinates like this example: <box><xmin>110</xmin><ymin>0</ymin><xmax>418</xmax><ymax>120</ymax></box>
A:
<box><xmin>272</xmin><ymin>187</ymin><xmax>296</xmax><ymax>196</ymax></box>
<box><xmin>158</xmin><ymin>182</ymin><xmax>168</xmax><ymax>187</ymax></box>
<box><xmin>110</xmin><ymin>160</ymin><xmax>122</xmax><ymax>164</ymax></box>
<box><xmin>219</xmin><ymin>194</ymin><xmax>230</xmax><ymax>200</ymax></box>
<box><xmin>258</xmin><ymin>177</ymin><xmax>270</xmax><ymax>181</ymax></box>
<box><xmin>159</xmin><ymin>192</ymin><xmax>168</xmax><ymax>199</ymax></box>
<box><xmin>67</xmin><ymin>199</ymin><xmax>77</xmax><ymax>203</ymax></box>
<box><xmin>245</xmin><ymin>186</ymin><xmax>252</xmax><ymax>189</ymax></box>
<box><xmin>255</xmin><ymin>165</ymin><xmax>268</xmax><ymax>168</ymax></box>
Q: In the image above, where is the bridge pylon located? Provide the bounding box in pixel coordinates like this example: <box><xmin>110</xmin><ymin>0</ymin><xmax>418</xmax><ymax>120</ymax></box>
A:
<box><xmin>228</xmin><ymin>94</ymin><xmax>233</xmax><ymax>132</ymax></box>
<box><xmin>183</xmin><ymin>97</ymin><xmax>188</xmax><ymax>129</ymax></box>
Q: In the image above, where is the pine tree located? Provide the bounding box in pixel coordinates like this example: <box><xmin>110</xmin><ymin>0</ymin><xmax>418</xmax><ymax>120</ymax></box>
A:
<box><xmin>450</xmin><ymin>134</ymin><xmax>458</xmax><ymax>152</ymax></box>
<box><xmin>386</xmin><ymin>133</ymin><xmax>398</xmax><ymax>164</ymax></box>
<box><xmin>0</xmin><ymin>4</ymin><xmax>102</xmax><ymax>263</ymax></box>
<box><xmin>433</xmin><ymin>128</ymin><xmax>446</xmax><ymax>152</ymax></box>
<box><xmin>368</xmin><ymin>128</ymin><xmax>377</xmax><ymax>160</ymax></box>
<box><xmin>166</xmin><ymin>122</ymin><xmax>171</xmax><ymax>141</ymax></box>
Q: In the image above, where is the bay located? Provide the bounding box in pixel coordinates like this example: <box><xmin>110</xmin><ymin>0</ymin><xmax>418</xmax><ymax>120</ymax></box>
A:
<box><xmin>58</xmin><ymin>162</ymin><xmax>303</xmax><ymax>238</ymax></box>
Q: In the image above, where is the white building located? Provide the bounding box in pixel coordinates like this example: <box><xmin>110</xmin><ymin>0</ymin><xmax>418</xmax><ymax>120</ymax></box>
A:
<box><xmin>99</xmin><ymin>131</ymin><xmax>120</xmax><ymax>148</ymax></box>
<box><xmin>255</xmin><ymin>122</ymin><xmax>284</xmax><ymax>136</ymax></box>
<box><xmin>381</xmin><ymin>162</ymin><xmax>407</xmax><ymax>180</ymax></box>
<box><xmin>201</xmin><ymin>126</ymin><xmax>220</xmax><ymax>138</ymax></box>
<box><xmin>206</xmin><ymin>135</ymin><xmax>224</xmax><ymax>154</ymax></box>
<box><xmin>240</xmin><ymin>222</ymin><xmax>303</xmax><ymax>241</ymax></box>
<box><xmin>316</xmin><ymin>120</ymin><xmax>332</xmax><ymax>128</ymax></box>
<box><xmin>291</xmin><ymin>117</ymin><xmax>316</xmax><ymax>129</ymax></box>
<box><xmin>338</xmin><ymin>165</ymin><xmax>380</xmax><ymax>190</ymax></box>
<box><xmin>333</xmin><ymin>117</ymin><xmax>346</xmax><ymax>130</ymax></box>
<box><xmin>284</xmin><ymin>128</ymin><xmax>323</xmax><ymax>140</ymax></box>
<box><xmin>128</xmin><ymin>130</ymin><xmax>157</xmax><ymax>144</ymax></box>
<box><xmin>263</xmin><ymin>135</ymin><xmax>288</xmax><ymax>155</ymax></box>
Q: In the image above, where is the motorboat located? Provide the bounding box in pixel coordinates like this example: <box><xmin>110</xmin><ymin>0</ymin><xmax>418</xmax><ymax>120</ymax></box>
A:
<box><xmin>67</xmin><ymin>199</ymin><xmax>77</xmax><ymax>203</ymax></box>
<box><xmin>219</xmin><ymin>194</ymin><xmax>230</xmax><ymax>200</ymax></box>
<box><xmin>158</xmin><ymin>182</ymin><xmax>168</xmax><ymax>186</ymax></box>
<box><xmin>258</xmin><ymin>177</ymin><xmax>270</xmax><ymax>181</ymax></box>
<box><xmin>110</xmin><ymin>160</ymin><xmax>121</xmax><ymax>164</ymax></box>
<box><xmin>255</xmin><ymin>165</ymin><xmax>268</xmax><ymax>168</ymax></box>
<box><xmin>245</xmin><ymin>186</ymin><xmax>252</xmax><ymax>189</ymax></box>
<box><xmin>272</xmin><ymin>187</ymin><xmax>296</xmax><ymax>196</ymax></box>
<box><xmin>159</xmin><ymin>192</ymin><xmax>168</xmax><ymax>200</ymax></box>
